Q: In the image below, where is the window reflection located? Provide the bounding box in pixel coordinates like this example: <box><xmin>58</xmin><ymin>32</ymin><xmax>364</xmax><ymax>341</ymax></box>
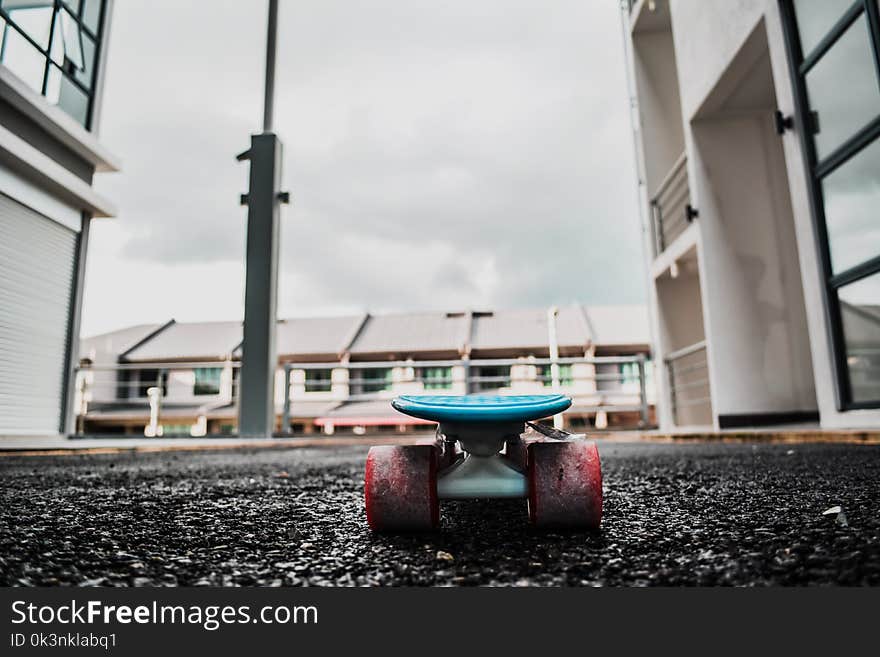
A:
<box><xmin>5</xmin><ymin>1</ymin><xmax>53</xmax><ymax>49</ymax></box>
<box><xmin>822</xmin><ymin>138</ymin><xmax>880</xmax><ymax>275</ymax></box>
<box><xmin>59</xmin><ymin>7</ymin><xmax>83</xmax><ymax>70</ymax></box>
<box><xmin>839</xmin><ymin>273</ymin><xmax>880</xmax><ymax>404</ymax></box>
<box><xmin>1</xmin><ymin>25</ymin><xmax>45</xmax><ymax>92</ymax></box>
<box><xmin>804</xmin><ymin>14</ymin><xmax>880</xmax><ymax>160</ymax></box>
<box><xmin>793</xmin><ymin>0</ymin><xmax>854</xmax><ymax>56</ymax></box>
<box><xmin>81</xmin><ymin>0</ymin><xmax>99</xmax><ymax>34</ymax></box>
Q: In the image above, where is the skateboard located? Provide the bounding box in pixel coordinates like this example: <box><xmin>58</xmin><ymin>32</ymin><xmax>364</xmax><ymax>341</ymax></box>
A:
<box><xmin>364</xmin><ymin>394</ymin><xmax>602</xmax><ymax>531</ymax></box>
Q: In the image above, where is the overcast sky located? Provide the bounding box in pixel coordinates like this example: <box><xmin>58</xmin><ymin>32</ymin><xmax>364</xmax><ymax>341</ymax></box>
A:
<box><xmin>81</xmin><ymin>0</ymin><xmax>645</xmax><ymax>337</ymax></box>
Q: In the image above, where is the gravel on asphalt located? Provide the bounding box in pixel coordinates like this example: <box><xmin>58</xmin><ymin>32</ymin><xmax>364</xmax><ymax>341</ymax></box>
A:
<box><xmin>1</xmin><ymin>442</ymin><xmax>879</xmax><ymax>586</ymax></box>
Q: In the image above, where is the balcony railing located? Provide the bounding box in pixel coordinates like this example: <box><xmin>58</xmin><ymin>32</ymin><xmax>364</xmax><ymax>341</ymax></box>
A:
<box><xmin>664</xmin><ymin>340</ymin><xmax>712</xmax><ymax>426</ymax></box>
<box><xmin>73</xmin><ymin>354</ymin><xmax>655</xmax><ymax>436</ymax></box>
<box><xmin>650</xmin><ymin>152</ymin><xmax>695</xmax><ymax>256</ymax></box>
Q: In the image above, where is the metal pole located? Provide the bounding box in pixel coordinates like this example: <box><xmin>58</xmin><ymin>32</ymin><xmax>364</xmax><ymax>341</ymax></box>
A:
<box><xmin>547</xmin><ymin>306</ymin><xmax>564</xmax><ymax>430</ymax></box>
<box><xmin>263</xmin><ymin>0</ymin><xmax>278</xmax><ymax>133</ymax></box>
<box><xmin>238</xmin><ymin>0</ymin><xmax>288</xmax><ymax>437</ymax></box>
<box><xmin>667</xmin><ymin>361</ymin><xmax>677</xmax><ymax>426</ymax></box>
<box><xmin>637</xmin><ymin>353</ymin><xmax>649</xmax><ymax>427</ymax></box>
<box><xmin>282</xmin><ymin>364</ymin><xmax>292</xmax><ymax>435</ymax></box>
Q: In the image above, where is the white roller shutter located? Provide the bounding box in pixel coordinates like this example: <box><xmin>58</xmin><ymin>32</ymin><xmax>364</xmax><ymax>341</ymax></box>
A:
<box><xmin>0</xmin><ymin>192</ymin><xmax>77</xmax><ymax>435</ymax></box>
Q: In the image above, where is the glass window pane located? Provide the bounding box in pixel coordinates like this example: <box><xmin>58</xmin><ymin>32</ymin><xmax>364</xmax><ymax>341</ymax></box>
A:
<box><xmin>821</xmin><ymin>137</ymin><xmax>880</xmax><ymax>274</ymax></box>
<box><xmin>539</xmin><ymin>364</ymin><xmax>572</xmax><ymax>387</ymax></box>
<box><xmin>81</xmin><ymin>0</ymin><xmax>101</xmax><ymax>34</ymax></box>
<box><xmin>59</xmin><ymin>8</ymin><xmax>83</xmax><ymax>70</ymax></box>
<box><xmin>473</xmin><ymin>365</ymin><xmax>510</xmax><ymax>391</ymax></box>
<box><xmin>804</xmin><ymin>14</ymin><xmax>880</xmax><ymax>160</ymax></box>
<box><xmin>49</xmin><ymin>8</ymin><xmax>64</xmax><ymax>65</ymax></box>
<box><xmin>354</xmin><ymin>368</ymin><xmax>392</xmax><ymax>393</ymax></box>
<box><xmin>0</xmin><ymin>26</ymin><xmax>45</xmax><ymax>92</ymax></box>
<box><xmin>422</xmin><ymin>366</ymin><xmax>452</xmax><ymax>390</ymax></box>
<box><xmin>3</xmin><ymin>2</ymin><xmax>54</xmax><ymax>49</ymax></box>
<box><xmin>838</xmin><ymin>273</ymin><xmax>880</xmax><ymax>404</ymax></box>
<box><xmin>793</xmin><ymin>0</ymin><xmax>855</xmax><ymax>56</ymax></box>
<box><xmin>193</xmin><ymin>367</ymin><xmax>221</xmax><ymax>395</ymax></box>
<box><xmin>44</xmin><ymin>61</ymin><xmax>60</xmax><ymax>101</ymax></box>
<box><xmin>73</xmin><ymin>30</ymin><xmax>93</xmax><ymax>88</ymax></box>
<box><xmin>56</xmin><ymin>71</ymin><xmax>88</xmax><ymax>124</ymax></box>
<box><xmin>304</xmin><ymin>369</ymin><xmax>332</xmax><ymax>392</ymax></box>
<box><xmin>62</xmin><ymin>0</ymin><xmax>82</xmax><ymax>16</ymax></box>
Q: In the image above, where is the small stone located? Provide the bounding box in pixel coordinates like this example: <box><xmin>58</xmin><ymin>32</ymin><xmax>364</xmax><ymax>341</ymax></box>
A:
<box><xmin>436</xmin><ymin>550</ymin><xmax>454</xmax><ymax>562</ymax></box>
<box><xmin>79</xmin><ymin>577</ymin><xmax>106</xmax><ymax>587</ymax></box>
<box><xmin>822</xmin><ymin>505</ymin><xmax>848</xmax><ymax>527</ymax></box>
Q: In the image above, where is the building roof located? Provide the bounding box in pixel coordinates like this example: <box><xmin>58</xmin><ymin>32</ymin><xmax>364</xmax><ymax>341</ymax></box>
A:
<box><xmin>469</xmin><ymin>305</ymin><xmax>592</xmax><ymax>352</ymax></box>
<box><xmin>80</xmin><ymin>323</ymin><xmax>165</xmax><ymax>365</ymax></box>
<box><xmin>349</xmin><ymin>311</ymin><xmax>467</xmax><ymax>357</ymax></box>
<box><xmin>275</xmin><ymin>315</ymin><xmax>364</xmax><ymax>358</ymax></box>
<box><xmin>122</xmin><ymin>321</ymin><xmax>241</xmax><ymax>362</ymax></box>
<box><xmin>83</xmin><ymin>305</ymin><xmax>650</xmax><ymax>364</ymax></box>
<box><xmin>584</xmin><ymin>305</ymin><xmax>652</xmax><ymax>347</ymax></box>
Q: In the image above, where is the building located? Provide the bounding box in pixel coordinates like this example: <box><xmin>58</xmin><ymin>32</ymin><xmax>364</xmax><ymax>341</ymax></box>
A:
<box><xmin>0</xmin><ymin>1</ymin><xmax>118</xmax><ymax>437</ymax></box>
<box><xmin>622</xmin><ymin>0</ymin><xmax>880</xmax><ymax>431</ymax></box>
<box><xmin>76</xmin><ymin>305</ymin><xmax>654</xmax><ymax>436</ymax></box>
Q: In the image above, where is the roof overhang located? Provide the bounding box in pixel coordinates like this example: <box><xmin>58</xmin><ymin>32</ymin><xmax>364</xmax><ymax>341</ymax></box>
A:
<box><xmin>0</xmin><ymin>121</ymin><xmax>116</xmax><ymax>217</ymax></box>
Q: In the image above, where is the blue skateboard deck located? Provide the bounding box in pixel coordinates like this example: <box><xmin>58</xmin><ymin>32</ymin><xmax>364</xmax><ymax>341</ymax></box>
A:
<box><xmin>391</xmin><ymin>394</ymin><xmax>572</xmax><ymax>424</ymax></box>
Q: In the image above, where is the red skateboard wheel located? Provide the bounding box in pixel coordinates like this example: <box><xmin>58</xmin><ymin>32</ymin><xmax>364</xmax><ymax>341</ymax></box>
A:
<box><xmin>365</xmin><ymin>445</ymin><xmax>439</xmax><ymax>532</ymax></box>
<box><xmin>527</xmin><ymin>440</ymin><xmax>602</xmax><ymax>529</ymax></box>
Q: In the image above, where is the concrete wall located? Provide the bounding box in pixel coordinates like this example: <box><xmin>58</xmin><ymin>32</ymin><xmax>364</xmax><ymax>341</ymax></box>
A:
<box><xmin>692</xmin><ymin>111</ymin><xmax>816</xmax><ymax>416</ymax></box>
<box><xmin>633</xmin><ymin>29</ymin><xmax>686</xmax><ymax>195</ymax></box>
<box><xmin>628</xmin><ymin>0</ymin><xmax>880</xmax><ymax>429</ymax></box>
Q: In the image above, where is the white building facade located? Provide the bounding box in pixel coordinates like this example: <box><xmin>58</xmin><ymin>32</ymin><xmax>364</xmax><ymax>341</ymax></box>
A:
<box><xmin>0</xmin><ymin>1</ymin><xmax>118</xmax><ymax>437</ymax></box>
<box><xmin>623</xmin><ymin>0</ymin><xmax>880</xmax><ymax>430</ymax></box>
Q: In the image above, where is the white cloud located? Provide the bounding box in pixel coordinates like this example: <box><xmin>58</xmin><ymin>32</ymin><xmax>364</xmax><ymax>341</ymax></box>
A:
<box><xmin>82</xmin><ymin>0</ymin><xmax>645</xmax><ymax>336</ymax></box>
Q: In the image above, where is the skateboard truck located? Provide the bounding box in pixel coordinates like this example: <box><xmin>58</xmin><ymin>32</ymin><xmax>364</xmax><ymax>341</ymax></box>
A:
<box><xmin>364</xmin><ymin>395</ymin><xmax>603</xmax><ymax>532</ymax></box>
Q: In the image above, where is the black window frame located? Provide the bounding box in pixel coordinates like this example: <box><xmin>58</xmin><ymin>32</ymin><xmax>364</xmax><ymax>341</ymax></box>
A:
<box><xmin>538</xmin><ymin>363</ymin><xmax>573</xmax><ymax>387</ymax></box>
<box><xmin>135</xmin><ymin>368</ymin><xmax>168</xmax><ymax>399</ymax></box>
<box><xmin>193</xmin><ymin>366</ymin><xmax>222</xmax><ymax>396</ymax></box>
<box><xmin>417</xmin><ymin>366</ymin><xmax>453</xmax><ymax>390</ymax></box>
<box><xmin>780</xmin><ymin>0</ymin><xmax>880</xmax><ymax>410</ymax></box>
<box><xmin>304</xmin><ymin>368</ymin><xmax>333</xmax><ymax>393</ymax></box>
<box><xmin>471</xmin><ymin>365</ymin><xmax>511</xmax><ymax>392</ymax></box>
<box><xmin>350</xmin><ymin>367</ymin><xmax>392</xmax><ymax>395</ymax></box>
<box><xmin>0</xmin><ymin>0</ymin><xmax>107</xmax><ymax>129</ymax></box>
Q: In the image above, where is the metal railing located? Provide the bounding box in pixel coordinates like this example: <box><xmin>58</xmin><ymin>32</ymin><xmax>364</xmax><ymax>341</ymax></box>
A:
<box><xmin>278</xmin><ymin>355</ymin><xmax>653</xmax><ymax>433</ymax></box>
<box><xmin>650</xmin><ymin>152</ymin><xmax>695</xmax><ymax>256</ymax></box>
<box><xmin>72</xmin><ymin>361</ymin><xmax>241</xmax><ymax>437</ymax></box>
<box><xmin>73</xmin><ymin>354</ymin><xmax>655</xmax><ymax>436</ymax></box>
<box><xmin>664</xmin><ymin>340</ymin><xmax>711</xmax><ymax>426</ymax></box>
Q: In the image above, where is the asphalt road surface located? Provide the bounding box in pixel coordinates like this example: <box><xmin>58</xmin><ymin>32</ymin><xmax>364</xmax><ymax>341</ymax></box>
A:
<box><xmin>1</xmin><ymin>442</ymin><xmax>879</xmax><ymax>586</ymax></box>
